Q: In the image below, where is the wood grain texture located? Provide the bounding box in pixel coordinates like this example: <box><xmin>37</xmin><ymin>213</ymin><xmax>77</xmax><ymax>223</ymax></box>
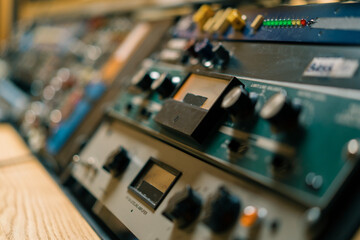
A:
<box><xmin>0</xmin><ymin>124</ymin><xmax>31</xmax><ymax>163</ymax></box>
<box><xmin>353</xmin><ymin>228</ymin><xmax>360</xmax><ymax>240</ymax></box>
<box><xmin>0</xmin><ymin>158</ymin><xmax>99</xmax><ymax>240</ymax></box>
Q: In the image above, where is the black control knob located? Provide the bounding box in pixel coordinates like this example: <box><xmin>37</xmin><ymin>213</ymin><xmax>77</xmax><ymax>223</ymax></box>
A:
<box><xmin>203</xmin><ymin>186</ymin><xmax>241</xmax><ymax>233</ymax></box>
<box><xmin>195</xmin><ymin>39</ymin><xmax>214</xmax><ymax>60</ymax></box>
<box><xmin>222</xmin><ymin>85</ymin><xmax>254</xmax><ymax>120</ymax></box>
<box><xmin>162</xmin><ymin>186</ymin><xmax>202</xmax><ymax>229</ymax></box>
<box><xmin>212</xmin><ymin>44</ymin><xmax>230</xmax><ymax>67</ymax></box>
<box><xmin>103</xmin><ymin>147</ymin><xmax>130</xmax><ymax>177</ymax></box>
<box><xmin>185</xmin><ymin>40</ymin><xmax>198</xmax><ymax>58</ymax></box>
<box><xmin>140</xmin><ymin>107</ymin><xmax>152</xmax><ymax>119</ymax></box>
<box><xmin>131</xmin><ymin>69</ymin><xmax>153</xmax><ymax>91</ymax></box>
<box><xmin>151</xmin><ymin>73</ymin><xmax>175</xmax><ymax>98</ymax></box>
<box><xmin>270</xmin><ymin>155</ymin><xmax>292</xmax><ymax>176</ymax></box>
<box><xmin>228</xmin><ymin>138</ymin><xmax>241</xmax><ymax>152</ymax></box>
<box><xmin>260</xmin><ymin>92</ymin><xmax>300</xmax><ymax>131</ymax></box>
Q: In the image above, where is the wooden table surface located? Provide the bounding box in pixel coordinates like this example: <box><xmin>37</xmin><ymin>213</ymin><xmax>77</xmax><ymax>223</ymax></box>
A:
<box><xmin>0</xmin><ymin>124</ymin><xmax>99</xmax><ymax>239</ymax></box>
<box><xmin>0</xmin><ymin>124</ymin><xmax>31</xmax><ymax>164</ymax></box>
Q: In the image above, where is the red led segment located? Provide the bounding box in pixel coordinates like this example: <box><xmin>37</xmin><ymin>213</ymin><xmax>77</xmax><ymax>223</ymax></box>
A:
<box><xmin>301</xmin><ymin>19</ymin><xmax>307</xmax><ymax>26</ymax></box>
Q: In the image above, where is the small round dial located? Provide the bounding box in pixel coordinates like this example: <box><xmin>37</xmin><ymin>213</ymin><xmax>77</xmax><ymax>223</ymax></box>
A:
<box><xmin>131</xmin><ymin>69</ymin><xmax>153</xmax><ymax>91</ymax></box>
<box><xmin>151</xmin><ymin>73</ymin><xmax>175</xmax><ymax>98</ymax></box>
<box><xmin>212</xmin><ymin>44</ymin><xmax>230</xmax><ymax>67</ymax></box>
<box><xmin>222</xmin><ymin>85</ymin><xmax>254</xmax><ymax>120</ymax></box>
<box><xmin>162</xmin><ymin>186</ymin><xmax>202</xmax><ymax>229</ymax></box>
<box><xmin>102</xmin><ymin>147</ymin><xmax>130</xmax><ymax>177</ymax></box>
<box><xmin>203</xmin><ymin>186</ymin><xmax>241</xmax><ymax>233</ymax></box>
<box><xmin>195</xmin><ymin>39</ymin><xmax>214</xmax><ymax>60</ymax></box>
<box><xmin>260</xmin><ymin>92</ymin><xmax>300</xmax><ymax>130</ymax></box>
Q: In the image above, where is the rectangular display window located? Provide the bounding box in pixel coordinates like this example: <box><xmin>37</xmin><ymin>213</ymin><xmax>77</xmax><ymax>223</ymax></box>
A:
<box><xmin>128</xmin><ymin>158</ymin><xmax>181</xmax><ymax>209</ymax></box>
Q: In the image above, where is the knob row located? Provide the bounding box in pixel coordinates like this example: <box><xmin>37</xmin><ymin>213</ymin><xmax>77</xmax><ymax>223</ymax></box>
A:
<box><xmin>132</xmin><ymin>68</ymin><xmax>301</xmax><ymax>132</ymax></box>
<box><xmin>131</xmin><ymin>69</ymin><xmax>178</xmax><ymax>98</ymax></box>
<box><xmin>185</xmin><ymin>39</ymin><xmax>230</xmax><ymax>68</ymax></box>
<box><xmin>222</xmin><ymin>86</ymin><xmax>301</xmax><ymax>131</ymax></box>
<box><xmin>163</xmin><ymin>185</ymin><xmax>264</xmax><ymax>233</ymax></box>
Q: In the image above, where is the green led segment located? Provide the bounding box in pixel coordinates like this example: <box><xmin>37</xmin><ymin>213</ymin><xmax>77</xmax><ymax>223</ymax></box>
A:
<box><xmin>287</xmin><ymin>20</ymin><xmax>292</xmax><ymax>26</ymax></box>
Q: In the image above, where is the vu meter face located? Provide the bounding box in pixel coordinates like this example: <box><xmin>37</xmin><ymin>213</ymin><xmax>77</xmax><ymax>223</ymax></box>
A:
<box><xmin>141</xmin><ymin>164</ymin><xmax>176</xmax><ymax>194</ymax></box>
<box><xmin>173</xmin><ymin>74</ymin><xmax>229</xmax><ymax>110</ymax></box>
<box><xmin>129</xmin><ymin>159</ymin><xmax>181</xmax><ymax>209</ymax></box>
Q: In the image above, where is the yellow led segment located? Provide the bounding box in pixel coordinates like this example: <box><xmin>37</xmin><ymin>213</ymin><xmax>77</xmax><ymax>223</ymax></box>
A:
<box><xmin>251</xmin><ymin>14</ymin><xmax>264</xmax><ymax>30</ymax></box>
<box><xmin>193</xmin><ymin>5</ymin><xmax>215</xmax><ymax>30</ymax></box>
<box><xmin>212</xmin><ymin>8</ymin><xmax>233</xmax><ymax>34</ymax></box>
<box><xmin>227</xmin><ymin>9</ymin><xmax>246</xmax><ymax>31</ymax></box>
<box><xmin>296</xmin><ymin>19</ymin><xmax>301</xmax><ymax>26</ymax></box>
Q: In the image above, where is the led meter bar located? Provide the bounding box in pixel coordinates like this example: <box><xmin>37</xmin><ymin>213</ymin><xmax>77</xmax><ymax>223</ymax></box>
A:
<box><xmin>263</xmin><ymin>18</ymin><xmax>307</xmax><ymax>27</ymax></box>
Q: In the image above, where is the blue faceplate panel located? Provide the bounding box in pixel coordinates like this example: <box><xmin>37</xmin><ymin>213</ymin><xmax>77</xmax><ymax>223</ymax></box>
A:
<box><xmin>174</xmin><ymin>3</ymin><xmax>360</xmax><ymax>45</ymax></box>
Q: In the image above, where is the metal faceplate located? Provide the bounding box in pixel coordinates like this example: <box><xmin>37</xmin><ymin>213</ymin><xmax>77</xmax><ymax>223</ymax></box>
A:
<box><xmin>109</xmin><ymin>58</ymin><xmax>360</xmax><ymax>208</ymax></box>
<box><xmin>73</xmin><ymin>121</ymin><xmax>312</xmax><ymax>240</ymax></box>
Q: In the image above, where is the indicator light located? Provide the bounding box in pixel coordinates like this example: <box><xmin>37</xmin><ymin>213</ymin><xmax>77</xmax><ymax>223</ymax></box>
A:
<box><xmin>301</xmin><ymin>19</ymin><xmax>307</xmax><ymax>26</ymax></box>
<box><xmin>240</xmin><ymin>206</ymin><xmax>258</xmax><ymax>227</ymax></box>
<box><xmin>263</xmin><ymin>18</ymin><xmax>308</xmax><ymax>28</ymax></box>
